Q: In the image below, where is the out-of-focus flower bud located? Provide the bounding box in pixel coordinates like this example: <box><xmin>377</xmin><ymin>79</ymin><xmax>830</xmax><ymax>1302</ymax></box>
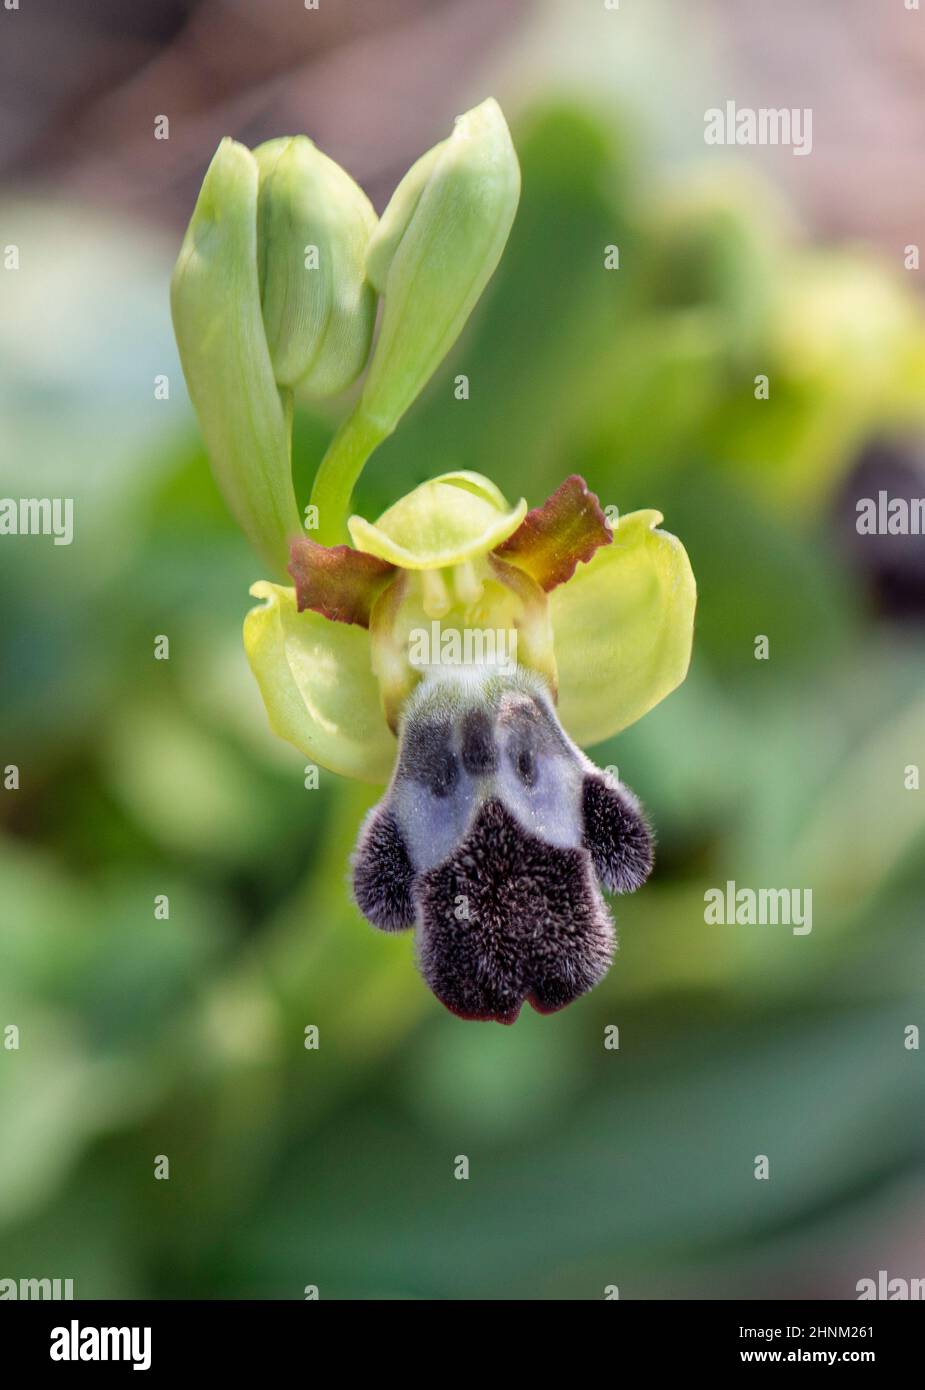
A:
<box><xmin>358</xmin><ymin>97</ymin><xmax>521</xmax><ymax>435</ymax></box>
<box><xmin>254</xmin><ymin>135</ymin><xmax>377</xmax><ymax>396</ymax></box>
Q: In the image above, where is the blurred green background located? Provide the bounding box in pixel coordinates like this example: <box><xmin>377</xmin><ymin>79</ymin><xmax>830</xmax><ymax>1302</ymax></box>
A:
<box><xmin>2</xmin><ymin>0</ymin><xmax>925</xmax><ymax>1299</ymax></box>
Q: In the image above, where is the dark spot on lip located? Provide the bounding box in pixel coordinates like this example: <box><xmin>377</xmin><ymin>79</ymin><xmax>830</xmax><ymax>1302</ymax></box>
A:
<box><xmin>400</xmin><ymin>719</ymin><xmax>459</xmax><ymax>798</ymax></box>
<box><xmin>461</xmin><ymin>709</ymin><xmax>498</xmax><ymax>775</ymax></box>
<box><xmin>513</xmin><ymin>741</ymin><xmax>537</xmax><ymax>787</ymax></box>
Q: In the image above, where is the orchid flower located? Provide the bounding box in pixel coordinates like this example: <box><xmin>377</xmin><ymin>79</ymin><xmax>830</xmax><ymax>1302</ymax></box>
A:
<box><xmin>171</xmin><ymin>99</ymin><xmax>696</xmax><ymax>1023</ymax></box>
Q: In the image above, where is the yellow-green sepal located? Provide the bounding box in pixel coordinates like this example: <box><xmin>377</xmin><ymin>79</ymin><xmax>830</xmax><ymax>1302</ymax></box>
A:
<box><xmin>244</xmin><ymin>581</ymin><xmax>396</xmax><ymax>782</ymax></box>
<box><xmin>347</xmin><ymin>471</ymin><xmax>526</xmax><ymax>569</ymax></box>
<box><xmin>551</xmin><ymin>510</ymin><xmax>696</xmax><ymax>747</ymax></box>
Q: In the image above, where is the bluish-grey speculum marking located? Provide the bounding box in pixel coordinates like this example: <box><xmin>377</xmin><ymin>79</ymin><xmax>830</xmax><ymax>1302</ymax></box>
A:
<box><xmin>352</xmin><ymin>667</ymin><xmax>653</xmax><ymax>1022</ymax></box>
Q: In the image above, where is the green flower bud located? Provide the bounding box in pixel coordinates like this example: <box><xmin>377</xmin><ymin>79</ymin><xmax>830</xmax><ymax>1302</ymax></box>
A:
<box><xmin>359</xmin><ymin>97</ymin><xmax>521</xmax><ymax>434</ymax></box>
<box><xmin>171</xmin><ymin>134</ymin><xmax>378</xmax><ymax>575</ymax></box>
<box><xmin>255</xmin><ymin>135</ymin><xmax>377</xmax><ymax>396</ymax></box>
<box><xmin>171</xmin><ymin>137</ymin><xmax>302</xmax><ymax>576</ymax></box>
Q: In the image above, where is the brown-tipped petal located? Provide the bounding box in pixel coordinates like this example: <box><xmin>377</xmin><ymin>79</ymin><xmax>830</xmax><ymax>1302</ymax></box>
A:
<box><xmin>288</xmin><ymin>536</ymin><xmax>395</xmax><ymax>627</ymax></box>
<box><xmin>494</xmin><ymin>474</ymin><xmax>612</xmax><ymax>591</ymax></box>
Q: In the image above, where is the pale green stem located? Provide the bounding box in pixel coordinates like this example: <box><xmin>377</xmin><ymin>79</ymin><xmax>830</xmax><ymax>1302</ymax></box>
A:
<box><xmin>309</xmin><ymin>407</ymin><xmax>388</xmax><ymax>545</ymax></box>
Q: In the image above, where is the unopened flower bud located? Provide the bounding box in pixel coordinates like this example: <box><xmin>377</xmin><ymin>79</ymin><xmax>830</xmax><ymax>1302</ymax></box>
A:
<box><xmin>359</xmin><ymin>97</ymin><xmax>521</xmax><ymax>435</ymax></box>
<box><xmin>171</xmin><ymin>134</ymin><xmax>378</xmax><ymax>574</ymax></box>
<box><xmin>255</xmin><ymin>135</ymin><xmax>377</xmax><ymax>397</ymax></box>
<box><xmin>171</xmin><ymin>137</ymin><xmax>302</xmax><ymax>576</ymax></box>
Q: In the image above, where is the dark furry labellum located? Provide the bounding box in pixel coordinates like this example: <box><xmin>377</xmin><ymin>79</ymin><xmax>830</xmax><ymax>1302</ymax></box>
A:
<box><xmin>351</xmin><ymin>670</ymin><xmax>653</xmax><ymax>1022</ymax></box>
<box><xmin>417</xmin><ymin>799</ymin><xmax>613</xmax><ymax>1023</ymax></box>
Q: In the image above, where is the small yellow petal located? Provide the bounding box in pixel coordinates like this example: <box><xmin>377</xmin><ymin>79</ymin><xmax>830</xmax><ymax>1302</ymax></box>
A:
<box><xmin>348</xmin><ymin>474</ymin><xmax>526</xmax><ymax>569</ymax></box>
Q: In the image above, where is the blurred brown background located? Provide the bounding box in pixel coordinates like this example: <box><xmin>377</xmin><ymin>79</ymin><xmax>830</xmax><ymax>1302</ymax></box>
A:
<box><xmin>5</xmin><ymin>0</ymin><xmax>925</xmax><ymax>249</ymax></box>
